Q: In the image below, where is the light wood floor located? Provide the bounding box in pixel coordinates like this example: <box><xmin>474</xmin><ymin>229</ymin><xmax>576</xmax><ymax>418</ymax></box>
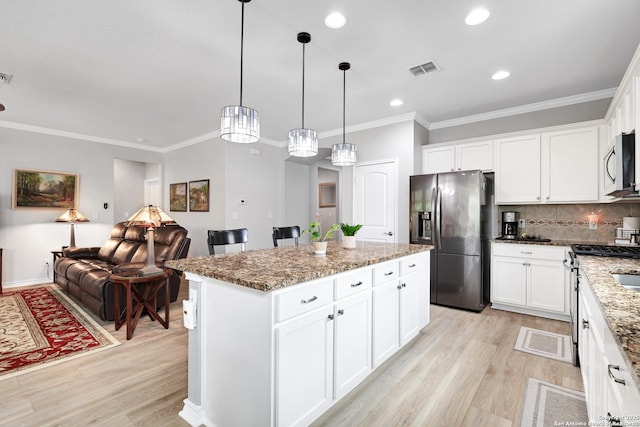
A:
<box><xmin>1</xmin><ymin>281</ymin><xmax>583</xmax><ymax>427</ymax></box>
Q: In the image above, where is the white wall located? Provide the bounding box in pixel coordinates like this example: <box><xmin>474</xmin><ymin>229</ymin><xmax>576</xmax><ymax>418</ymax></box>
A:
<box><xmin>0</xmin><ymin>127</ymin><xmax>163</xmax><ymax>286</ymax></box>
<box><xmin>113</xmin><ymin>158</ymin><xmax>145</xmax><ymax>222</ymax></box>
<box><xmin>319</xmin><ymin>120</ymin><xmax>415</xmax><ymax>244</ymax></box>
<box><xmin>283</xmin><ymin>160</ymin><xmax>311</xmax><ymax>241</ymax></box>
<box><xmin>163</xmin><ymin>138</ymin><xmax>227</xmax><ymax>257</ymax></box>
<box><xmin>225</xmin><ymin>142</ymin><xmax>283</xmax><ymax>251</ymax></box>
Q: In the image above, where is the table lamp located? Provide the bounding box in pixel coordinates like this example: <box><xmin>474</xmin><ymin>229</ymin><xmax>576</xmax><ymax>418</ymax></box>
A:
<box><xmin>126</xmin><ymin>205</ymin><xmax>175</xmax><ymax>276</ymax></box>
<box><xmin>56</xmin><ymin>208</ymin><xmax>90</xmax><ymax>247</ymax></box>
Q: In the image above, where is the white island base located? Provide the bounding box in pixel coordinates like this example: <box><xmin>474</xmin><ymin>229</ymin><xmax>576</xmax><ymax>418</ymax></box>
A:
<box><xmin>171</xmin><ymin>244</ymin><xmax>430</xmax><ymax>427</ymax></box>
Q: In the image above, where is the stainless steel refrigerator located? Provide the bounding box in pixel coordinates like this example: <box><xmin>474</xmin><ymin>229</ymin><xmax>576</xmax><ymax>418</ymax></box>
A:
<box><xmin>410</xmin><ymin>171</ymin><xmax>496</xmax><ymax>311</ymax></box>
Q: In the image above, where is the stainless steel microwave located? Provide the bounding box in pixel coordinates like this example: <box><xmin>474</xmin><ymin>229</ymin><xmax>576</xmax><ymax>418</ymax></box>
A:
<box><xmin>605</xmin><ymin>131</ymin><xmax>636</xmax><ymax>197</ymax></box>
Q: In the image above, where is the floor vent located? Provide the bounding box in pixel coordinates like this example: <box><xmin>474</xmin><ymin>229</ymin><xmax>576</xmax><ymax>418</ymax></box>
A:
<box><xmin>408</xmin><ymin>61</ymin><xmax>439</xmax><ymax>77</ymax></box>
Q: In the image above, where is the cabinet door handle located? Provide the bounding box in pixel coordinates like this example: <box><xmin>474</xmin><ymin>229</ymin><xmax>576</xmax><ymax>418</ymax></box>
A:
<box><xmin>582</xmin><ymin>319</ymin><xmax>589</xmax><ymax>329</ymax></box>
<box><xmin>401</xmin><ymin>283</ymin><xmax>406</xmax><ymax>288</ymax></box>
<box><xmin>397</xmin><ymin>284</ymin><xmax>402</xmax><ymax>290</ymax></box>
<box><xmin>546</xmin><ymin>196</ymin><xmax>550</xmax><ymax>200</ymax></box>
<box><xmin>350</xmin><ymin>281</ymin><xmax>363</xmax><ymax>288</ymax></box>
<box><xmin>607</xmin><ymin>364</ymin><xmax>626</xmax><ymax>385</ymax></box>
<box><xmin>337</xmin><ymin>309</ymin><xmax>344</xmax><ymax>316</ymax></box>
<box><xmin>521</xmin><ymin>251</ymin><xmax>533</xmax><ymax>255</ymax></box>
<box><xmin>328</xmin><ymin>314</ymin><xmax>334</xmax><ymax>320</ymax></box>
<box><xmin>384</xmin><ymin>271</ymin><xmax>394</xmax><ymax>276</ymax></box>
<box><xmin>408</xmin><ymin>263</ymin><xmax>416</xmax><ymax>268</ymax></box>
<box><xmin>300</xmin><ymin>296</ymin><xmax>318</xmax><ymax>304</ymax></box>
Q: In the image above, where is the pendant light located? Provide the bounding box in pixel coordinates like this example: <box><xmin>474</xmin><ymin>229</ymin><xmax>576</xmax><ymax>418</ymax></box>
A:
<box><xmin>288</xmin><ymin>32</ymin><xmax>318</xmax><ymax>157</ymax></box>
<box><xmin>331</xmin><ymin>62</ymin><xmax>357</xmax><ymax>166</ymax></box>
<box><xmin>220</xmin><ymin>0</ymin><xmax>260</xmax><ymax>143</ymax></box>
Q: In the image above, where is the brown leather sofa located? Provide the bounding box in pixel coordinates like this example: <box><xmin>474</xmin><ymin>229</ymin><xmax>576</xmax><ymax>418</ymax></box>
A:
<box><xmin>54</xmin><ymin>222</ymin><xmax>191</xmax><ymax>321</ymax></box>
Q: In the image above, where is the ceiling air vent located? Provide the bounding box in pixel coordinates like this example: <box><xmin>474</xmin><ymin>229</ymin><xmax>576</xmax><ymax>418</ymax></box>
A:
<box><xmin>408</xmin><ymin>61</ymin><xmax>439</xmax><ymax>77</ymax></box>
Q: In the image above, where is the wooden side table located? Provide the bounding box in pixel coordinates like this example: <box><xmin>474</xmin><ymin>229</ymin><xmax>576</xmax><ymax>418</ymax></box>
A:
<box><xmin>111</xmin><ymin>264</ymin><xmax>172</xmax><ymax>340</ymax></box>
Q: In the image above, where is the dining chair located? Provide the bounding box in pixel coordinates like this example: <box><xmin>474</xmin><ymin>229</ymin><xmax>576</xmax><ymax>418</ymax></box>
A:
<box><xmin>207</xmin><ymin>228</ymin><xmax>248</xmax><ymax>255</ymax></box>
<box><xmin>272</xmin><ymin>226</ymin><xmax>301</xmax><ymax>247</ymax></box>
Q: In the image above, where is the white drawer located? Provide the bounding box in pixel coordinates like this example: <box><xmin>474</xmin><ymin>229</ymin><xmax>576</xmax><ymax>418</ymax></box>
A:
<box><xmin>335</xmin><ymin>267</ymin><xmax>372</xmax><ymax>300</ymax></box>
<box><xmin>373</xmin><ymin>260</ymin><xmax>399</xmax><ymax>286</ymax></box>
<box><xmin>276</xmin><ymin>279</ymin><xmax>332</xmax><ymax>322</ymax></box>
<box><xmin>492</xmin><ymin>242</ymin><xmax>568</xmax><ymax>260</ymax></box>
<box><xmin>400</xmin><ymin>253</ymin><xmax>425</xmax><ymax>276</ymax></box>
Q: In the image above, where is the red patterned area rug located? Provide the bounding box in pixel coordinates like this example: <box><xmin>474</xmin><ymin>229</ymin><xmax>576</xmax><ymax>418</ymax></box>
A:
<box><xmin>0</xmin><ymin>286</ymin><xmax>120</xmax><ymax>380</ymax></box>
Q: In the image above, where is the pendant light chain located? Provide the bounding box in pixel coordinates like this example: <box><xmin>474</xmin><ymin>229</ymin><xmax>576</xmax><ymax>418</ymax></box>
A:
<box><xmin>301</xmin><ymin>41</ymin><xmax>305</xmax><ymax>129</ymax></box>
<box><xmin>342</xmin><ymin>65</ymin><xmax>346</xmax><ymax>144</ymax></box>
<box><xmin>331</xmin><ymin>62</ymin><xmax>356</xmax><ymax>166</ymax></box>
<box><xmin>239</xmin><ymin>0</ymin><xmax>245</xmax><ymax>106</ymax></box>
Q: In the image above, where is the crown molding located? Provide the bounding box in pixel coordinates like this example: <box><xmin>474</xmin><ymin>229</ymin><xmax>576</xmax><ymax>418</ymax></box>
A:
<box><xmin>0</xmin><ymin>120</ymin><xmax>164</xmax><ymax>152</ymax></box>
<box><xmin>429</xmin><ymin>88</ymin><xmax>617</xmax><ymax>130</ymax></box>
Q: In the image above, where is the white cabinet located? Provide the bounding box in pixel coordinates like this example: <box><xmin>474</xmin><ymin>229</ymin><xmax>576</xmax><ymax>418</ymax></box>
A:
<box><xmin>494</xmin><ymin>126</ymin><xmax>599</xmax><ymax>204</ymax></box>
<box><xmin>276</xmin><ymin>305</ymin><xmax>334</xmax><ymax>427</ymax></box>
<box><xmin>495</xmin><ymin>134</ymin><xmax>541</xmax><ymax>203</ymax></box>
<box><xmin>371</xmin><ymin>254</ymin><xmax>429</xmax><ymax>368</ymax></box>
<box><xmin>183</xmin><ymin>251</ymin><xmax>430</xmax><ymax>427</ymax></box>
<box><xmin>422</xmin><ymin>140</ymin><xmax>493</xmax><ymax>174</ymax></box>
<box><xmin>333</xmin><ymin>284</ymin><xmax>372</xmax><ymax>399</ymax></box>
<box><xmin>422</xmin><ymin>146</ymin><xmax>455</xmax><ymax>174</ymax></box>
<box><xmin>541</xmin><ymin>127</ymin><xmax>599</xmax><ymax>203</ymax></box>
<box><xmin>579</xmin><ymin>273</ymin><xmax>640</xmax><ymax>423</ymax></box>
<box><xmin>491</xmin><ymin>243</ymin><xmax>569</xmax><ymax>320</ymax></box>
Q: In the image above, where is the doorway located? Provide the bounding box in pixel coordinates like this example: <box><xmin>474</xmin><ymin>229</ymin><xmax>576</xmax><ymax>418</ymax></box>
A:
<box><xmin>318</xmin><ymin>167</ymin><xmax>339</xmax><ymax>240</ymax></box>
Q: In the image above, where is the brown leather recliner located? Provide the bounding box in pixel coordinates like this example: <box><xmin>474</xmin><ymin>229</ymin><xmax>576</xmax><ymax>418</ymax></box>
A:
<box><xmin>54</xmin><ymin>222</ymin><xmax>191</xmax><ymax>321</ymax></box>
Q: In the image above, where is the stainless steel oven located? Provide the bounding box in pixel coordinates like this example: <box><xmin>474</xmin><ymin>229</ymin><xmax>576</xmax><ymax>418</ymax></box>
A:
<box><xmin>564</xmin><ymin>250</ymin><xmax>579</xmax><ymax>366</ymax></box>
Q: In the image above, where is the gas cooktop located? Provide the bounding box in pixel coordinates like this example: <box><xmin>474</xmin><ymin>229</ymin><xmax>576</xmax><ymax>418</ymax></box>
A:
<box><xmin>571</xmin><ymin>244</ymin><xmax>640</xmax><ymax>258</ymax></box>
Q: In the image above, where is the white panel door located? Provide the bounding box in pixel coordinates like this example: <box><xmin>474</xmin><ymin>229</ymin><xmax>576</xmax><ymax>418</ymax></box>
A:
<box><xmin>354</xmin><ymin>161</ymin><xmax>397</xmax><ymax>243</ymax></box>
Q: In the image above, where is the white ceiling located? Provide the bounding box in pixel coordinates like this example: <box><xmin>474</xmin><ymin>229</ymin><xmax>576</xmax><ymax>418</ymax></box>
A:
<box><xmin>1</xmin><ymin>0</ymin><xmax>639</xmax><ymax>151</ymax></box>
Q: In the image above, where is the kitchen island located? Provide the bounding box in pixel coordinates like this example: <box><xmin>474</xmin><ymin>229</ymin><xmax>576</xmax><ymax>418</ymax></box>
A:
<box><xmin>166</xmin><ymin>241</ymin><xmax>432</xmax><ymax>427</ymax></box>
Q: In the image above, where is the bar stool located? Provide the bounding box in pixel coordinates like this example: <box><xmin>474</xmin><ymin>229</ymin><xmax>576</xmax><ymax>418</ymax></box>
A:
<box><xmin>272</xmin><ymin>226</ymin><xmax>300</xmax><ymax>247</ymax></box>
<box><xmin>207</xmin><ymin>228</ymin><xmax>248</xmax><ymax>255</ymax></box>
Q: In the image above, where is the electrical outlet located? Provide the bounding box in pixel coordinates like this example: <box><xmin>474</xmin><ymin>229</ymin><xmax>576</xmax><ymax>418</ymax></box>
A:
<box><xmin>518</xmin><ymin>219</ymin><xmax>525</xmax><ymax>228</ymax></box>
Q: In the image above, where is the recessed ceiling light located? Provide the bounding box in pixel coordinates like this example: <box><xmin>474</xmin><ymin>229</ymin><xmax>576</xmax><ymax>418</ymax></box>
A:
<box><xmin>325</xmin><ymin>12</ymin><xmax>346</xmax><ymax>29</ymax></box>
<box><xmin>390</xmin><ymin>99</ymin><xmax>403</xmax><ymax>107</ymax></box>
<box><xmin>492</xmin><ymin>70</ymin><xmax>511</xmax><ymax>80</ymax></box>
<box><xmin>465</xmin><ymin>8</ymin><xmax>490</xmax><ymax>25</ymax></box>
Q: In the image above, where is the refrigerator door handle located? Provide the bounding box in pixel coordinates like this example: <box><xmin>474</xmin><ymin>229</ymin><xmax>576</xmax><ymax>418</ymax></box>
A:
<box><xmin>434</xmin><ymin>186</ymin><xmax>442</xmax><ymax>250</ymax></box>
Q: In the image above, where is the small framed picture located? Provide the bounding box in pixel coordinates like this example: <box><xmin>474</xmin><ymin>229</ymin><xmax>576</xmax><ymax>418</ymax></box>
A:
<box><xmin>189</xmin><ymin>179</ymin><xmax>210</xmax><ymax>212</ymax></box>
<box><xmin>169</xmin><ymin>182</ymin><xmax>188</xmax><ymax>212</ymax></box>
<box><xmin>13</xmin><ymin>169</ymin><xmax>78</xmax><ymax>209</ymax></box>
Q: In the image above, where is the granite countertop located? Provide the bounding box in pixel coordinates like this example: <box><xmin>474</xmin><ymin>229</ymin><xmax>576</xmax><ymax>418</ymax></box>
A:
<box><xmin>578</xmin><ymin>255</ymin><xmax>640</xmax><ymax>390</ymax></box>
<box><xmin>165</xmin><ymin>241</ymin><xmax>432</xmax><ymax>292</ymax></box>
<box><xmin>491</xmin><ymin>238</ymin><xmax>611</xmax><ymax>248</ymax></box>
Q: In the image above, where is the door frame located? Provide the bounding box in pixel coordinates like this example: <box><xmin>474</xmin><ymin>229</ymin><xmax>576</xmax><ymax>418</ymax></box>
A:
<box><xmin>353</xmin><ymin>158</ymin><xmax>399</xmax><ymax>243</ymax></box>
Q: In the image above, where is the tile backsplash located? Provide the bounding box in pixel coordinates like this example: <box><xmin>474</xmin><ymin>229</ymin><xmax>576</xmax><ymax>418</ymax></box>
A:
<box><xmin>497</xmin><ymin>203</ymin><xmax>640</xmax><ymax>243</ymax></box>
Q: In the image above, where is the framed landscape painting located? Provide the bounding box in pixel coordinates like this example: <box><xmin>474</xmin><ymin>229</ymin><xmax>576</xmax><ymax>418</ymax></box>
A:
<box><xmin>169</xmin><ymin>182</ymin><xmax>188</xmax><ymax>212</ymax></box>
<box><xmin>189</xmin><ymin>179</ymin><xmax>209</xmax><ymax>212</ymax></box>
<box><xmin>13</xmin><ymin>169</ymin><xmax>78</xmax><ymax>209</ymax></box>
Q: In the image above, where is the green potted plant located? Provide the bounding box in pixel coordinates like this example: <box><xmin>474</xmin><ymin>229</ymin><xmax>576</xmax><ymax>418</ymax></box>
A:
<box><xmin>340</xmin><ymin>223</ymin><xmax>363</xmax><ymax>249</ymax></box>
<box><xmin>303</xmin><ymin>215</ymin><xmax>339</xmax><ymax>255</ymax></box>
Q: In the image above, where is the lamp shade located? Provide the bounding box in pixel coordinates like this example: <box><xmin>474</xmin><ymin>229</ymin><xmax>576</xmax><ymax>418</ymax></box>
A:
<box><xmin>220</xmin><ymin>105</ymin><xmax>260</xmax><ymax>143</ymax></box>
<box><xmin>56</xmin><ymin>208</ymin><xmax>89</xmax><ymax>223</ymax></box>
<box><xmin>126</xmin><ymin>205</ymin><xmax>175</xmax><ymax>228</ymax></box>
<box><xmin>126</xmin><ymin>205</ymin><xmax>175</xmax><ymax>276</ymax></box>
<box><xmin>331</xmin><ymin>143</ymin><xmax>357</xmax><ymax>166</ymax></box>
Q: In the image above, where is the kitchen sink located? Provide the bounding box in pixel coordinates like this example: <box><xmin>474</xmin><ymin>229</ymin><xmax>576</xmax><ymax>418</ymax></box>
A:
<box><xmin>611</xmin><ymin>274</ymin><xmax>640</xmax><ymax>292</ymax></box>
